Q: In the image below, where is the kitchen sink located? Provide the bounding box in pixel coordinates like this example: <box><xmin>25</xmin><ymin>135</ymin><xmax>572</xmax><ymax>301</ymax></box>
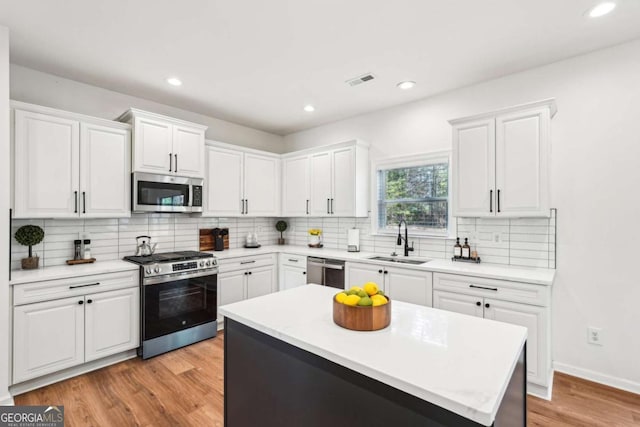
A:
<box><xmin>366</xmin><ymin>255</ymin><xmax>430</xmax><ymax>265</ymax></box>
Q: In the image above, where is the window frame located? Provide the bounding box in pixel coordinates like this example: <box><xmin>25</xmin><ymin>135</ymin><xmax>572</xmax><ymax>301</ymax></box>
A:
<box><xmin>371</xmin><ymin>151</ymin><xmax>455</xmax><ymax>238</ymax></box>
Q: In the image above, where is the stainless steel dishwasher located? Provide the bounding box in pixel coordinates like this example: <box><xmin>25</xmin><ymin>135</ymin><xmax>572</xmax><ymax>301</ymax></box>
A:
<box><xmin>306</xmin><ymin>257</ymin><xmax>345</xmax><ymax>289</ymax></box>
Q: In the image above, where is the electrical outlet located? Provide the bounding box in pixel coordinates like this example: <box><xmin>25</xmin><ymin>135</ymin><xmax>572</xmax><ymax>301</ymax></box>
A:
<box><xmin>493</xmin><ymin>232</ymin><xmax>501</xmax><ymax>243</ymax></box>
<box><xmin>587</xmin><ymin>327</ymin><xmax>604</xmax><ymax>346</ymax></box>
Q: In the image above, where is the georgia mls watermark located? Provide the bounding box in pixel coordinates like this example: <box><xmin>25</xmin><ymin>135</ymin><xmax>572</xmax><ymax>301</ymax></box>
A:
<box><xmin>0</xmin><ymin>406</ymin><xmax>64</xmax><ymax>427</ymax></box>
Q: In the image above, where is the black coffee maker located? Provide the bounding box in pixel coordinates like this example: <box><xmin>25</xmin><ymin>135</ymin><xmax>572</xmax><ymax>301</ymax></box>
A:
<box><xmin>212</xmin><ymin>228</ymin><xmax>227</xmax><ymax>251</ymax></box>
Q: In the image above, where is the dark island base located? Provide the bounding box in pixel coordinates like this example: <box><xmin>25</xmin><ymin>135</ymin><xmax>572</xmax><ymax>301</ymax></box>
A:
<box><xmin>224</xmin><ymin>318</ymin><xmax>526</xmax><ymax>427</ymax></box>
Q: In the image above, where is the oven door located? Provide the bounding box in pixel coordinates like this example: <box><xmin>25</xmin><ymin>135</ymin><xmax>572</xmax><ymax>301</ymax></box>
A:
<box><xmin>143</xmin><ymin>270</ymin><xmax>217</xmax><ymax>341</ymax></box>
<box><xmin>133</xmin><ymin>172</ymin><xmax>193</xmax><ymax>213</ymax></box>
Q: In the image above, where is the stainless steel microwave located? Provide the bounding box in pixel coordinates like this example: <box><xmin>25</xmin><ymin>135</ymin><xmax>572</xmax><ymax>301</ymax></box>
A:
<box><xmin>132</xmin><ymin>172</ymin><xmax>203</xmax><ymax>213</ymax></box>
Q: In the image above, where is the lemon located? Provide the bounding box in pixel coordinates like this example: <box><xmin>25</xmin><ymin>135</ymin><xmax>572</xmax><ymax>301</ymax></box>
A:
<box><xmin>349</xmin><ymin>286</ymin><xmax>363</xmax><ymax>293</ymax></box>
<box><xmin>347</xmin><ymin>289</ymin><xmax>359</xmax><ymax>296</ymax></box>
<box><xmin>335</xmin><ymin>292</ymin><xmax>348</xmax><ymax>303</ymax></box>
<box><xmin>343</xmin><ymin>295</ymin><xmax>361</xmax><ymax>306</ymax></box>
<box><xmin>363</xmin><ymin>282</ymin><xmax>379</xmax><ymax>296</ymax></box>
<box><xmin>357</xmin><ymin>290</ymin><xmax>368</xmax><ymax>298</ymax></box>
<box><xmin>357</xmin><ymin>296</ymin><xmax>373</xmax><ymax>306</ymax></box>
<box><xmin>371</xmin><ymin>294</ymin><xmax>388</xmax><ymax>306</ymax></box>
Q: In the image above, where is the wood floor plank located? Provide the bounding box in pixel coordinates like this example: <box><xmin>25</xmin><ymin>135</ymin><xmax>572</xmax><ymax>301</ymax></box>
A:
<box><xmin>13</xmin><ymin>333</ymin><xmax>640</xmax><ymax>426</ymax></box>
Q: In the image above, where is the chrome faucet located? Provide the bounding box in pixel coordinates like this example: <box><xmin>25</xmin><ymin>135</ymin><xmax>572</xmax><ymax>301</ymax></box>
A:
<box><xmin>397</xmin><ymin>219</ymin><xmax>414</xmax><ymax>257</ymax></box>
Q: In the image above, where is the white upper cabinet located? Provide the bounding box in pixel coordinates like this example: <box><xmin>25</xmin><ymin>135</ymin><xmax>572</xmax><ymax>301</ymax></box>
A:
<box><xmin>13</xmin><ymin>103</ymin><xmax>131</xmax><ymax>219</ymax></box>
<box><xmin>282</xmin><ymin>140</ymin><xmax>369</xmax><ymax>217</ymax></box>
<box><xmin>204</xmin><ymin>142</ymin><xmax>280</xmax><ymax>217</ymax></box>
<box><xmin>14</xmin><ymin>110</ymin><xmax>80</xmax><ymax>218</ymax></box>
<box><xmin>450</xmin><ymin>99</ymin><xmax>555</xmax><ymax>218</ymax></box>
<box><xmin>282</xmin><ymin>155</ymin><xmax>310</xmax><ymax>216</ymax></box>
<box><xmin>80</xmin><ymin>123</ymin><xmax>130</xmax><ymax>218</ymax></box>
<box><xmin>119</xmin><ymin>109</ymin><xmax>207</xmax><ymax>178</ymax></box>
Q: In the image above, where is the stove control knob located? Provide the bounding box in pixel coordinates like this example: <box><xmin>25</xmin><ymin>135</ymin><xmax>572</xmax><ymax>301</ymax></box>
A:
<box><xmin>206</xmin><ymin>260</ymin><xmax>212</xmax><ymax>267</ymax></box>
<box><xmin>145</xmin><ymin>268</ymin><xmax>152</xmax><ymax>275</ymax></box>
<box><xmin>154</xmin><ymin>266</ymin><xmax>161</xmax><ymax>274</ymax></box>
<box><xmin>199</xmin><ymin>260</ymin><xmax>205</xmax><ymax>267</ymax></box>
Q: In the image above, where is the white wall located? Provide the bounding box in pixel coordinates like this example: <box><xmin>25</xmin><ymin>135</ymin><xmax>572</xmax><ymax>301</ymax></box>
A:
<box><xmin>284</xmin><ymin>39</ymin><xmax>640</xmax><ymax>393</ymax></box>
<box><xmin>10</xmin><ymin>65</ymin><xmax>285</xmax><ymax>153</ymax></box>
<box><xmin>0</xmin><ymin>25</ymin><xmax>12</xmax><ymax>404</ymax></box>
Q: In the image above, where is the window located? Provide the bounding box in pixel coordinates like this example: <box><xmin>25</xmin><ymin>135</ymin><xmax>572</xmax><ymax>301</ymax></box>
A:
<box><xmin>375</xmin><ymin>153</ymin><xmax>451</xmax><ymax>236</ymax></box>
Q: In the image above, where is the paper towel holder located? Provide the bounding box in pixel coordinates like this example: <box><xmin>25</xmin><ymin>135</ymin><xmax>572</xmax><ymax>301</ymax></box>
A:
<box><xmin>347</xmin><ymin>228</ymin><xmax>360</xmax><ymax>252</ymax></box>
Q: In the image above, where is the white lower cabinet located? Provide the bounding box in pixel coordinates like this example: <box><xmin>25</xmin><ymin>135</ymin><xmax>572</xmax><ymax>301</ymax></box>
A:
<box><xmin>12</xmin><ymin>270</ymin><xmax>139</xmax><ymax>384</ymax></box>
<box><xmin>433</xmin><ymin>273</ymin><xmax>551</xmax><ymax>394</ymax></box>
<box><xmin>279</xmin><ymin>254</ymin><xmax>307</xmax><ymax>291</ymax></box>
<box><xmin>345</xmin><ymin>262</ymin><xmax>432</xmax><ymax>307</ymax></box>
<box><xmin>217</xmin><ymin>255</ymin><xmax>277</xmax><ymax>323</ymax></box>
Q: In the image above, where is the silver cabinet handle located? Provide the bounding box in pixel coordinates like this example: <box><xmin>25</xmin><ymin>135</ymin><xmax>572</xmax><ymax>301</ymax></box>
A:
<box><xmin>240</xmin><ymin>260</ymin><xmax>256</xmax><ymax>265</ymax></box>
<box><xmin>74</xmin><ymin>191</ymin><xmax>78</xmax><ymax>213</ymax></box>
<box><xmin>330</xmin><ymin>198</ymin><xmax>334</xmax><ymax>214</ymax></box>
<box><xmin>288</xmin><ymin>259</ymin><xmax>299</xmax><ymax>262</ymax></box>
<box><xmin>469</xmin><ymin>284</ymin><xmax>498</xmax><ymax>291</ymax></box>
<box><xmin>241</xmin><ymin>199</ymin><xmax>245</xmax><ymax>214</ymax></box>
<box><xmin>306</xmin><ymin>199</ymin><xmax>309</xmax><ymax>215</ymax></box>
<box><xmin>490</xmin><ymin>189</ymin><xmax>493</xmax><ymax>213</ymax></box>
<box><xmin>497</xmin><ymin>189</ymin><xmax>501</xmax><ymax>213</ymax></box>
<box><xmin>245</xmin><ymin>199</ymin><xmax>248</xmax><ymax>215</ymax></box>
<box><xmin>82</xmin><ymin>192</ymin><xmax>86</xmax><ymax>214</ymax></box>
<box><xmin>175</xmin><ymin>154</ymin><xmax>178</xmax><ymax>172</ymax></box>
<box><xmin>327</xmin><ymin>199</ymin><xmax>330</xmax><ymax>214</ymax></box>
<box><xmin>69</xmin><ymin>282</ymin><xmax>100</xmax><ymax>289</ymax></box>
<box><xmin>169</xmin><ymin>153</ymin><xmax>172</xmax><ymax>172</ymax></box>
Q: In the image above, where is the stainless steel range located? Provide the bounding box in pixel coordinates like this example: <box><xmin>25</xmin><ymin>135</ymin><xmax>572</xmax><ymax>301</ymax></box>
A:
<box><xmin>124</xmin><ymin>250</ymin><xmax>218</xmax><ymax>359</ymax></box>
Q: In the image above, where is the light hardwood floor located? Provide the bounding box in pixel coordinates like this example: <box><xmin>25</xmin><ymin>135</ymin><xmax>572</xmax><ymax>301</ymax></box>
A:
<box><xmin>14</xmin><ymin>334</ymin><xmax>640</xmax><ymax>426</ymax></box>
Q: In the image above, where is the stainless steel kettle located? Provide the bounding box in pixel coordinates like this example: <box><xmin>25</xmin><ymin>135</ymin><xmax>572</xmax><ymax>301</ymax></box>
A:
<box><xmin>135</xmin><ymin>235</ymin><xmax>157</xmax><ymax>256</ymax></box>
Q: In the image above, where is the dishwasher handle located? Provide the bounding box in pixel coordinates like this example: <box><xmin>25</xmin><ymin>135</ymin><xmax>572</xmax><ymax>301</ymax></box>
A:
<box><xmin>307</xmin><ymin>260</ymin><xmax>344</xmax><ymax>270</ymax></box>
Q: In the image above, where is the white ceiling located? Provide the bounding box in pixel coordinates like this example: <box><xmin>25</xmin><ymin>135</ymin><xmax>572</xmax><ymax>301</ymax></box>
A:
<box><xmin>1</xmin><ymin>0</ymin><xmax>640</xmax><ymax>135</ymax></box>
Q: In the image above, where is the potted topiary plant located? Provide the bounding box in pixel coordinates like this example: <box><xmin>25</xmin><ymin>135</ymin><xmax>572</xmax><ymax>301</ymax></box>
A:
<box><xmin>15</xmin><ymin>224</ymin><xmax>44</xmax><ymax>269</ymax></box>
<box><xmin>275</xmin><ymin>220</ymin><xmax>287</xmax><ymax>245</ymax></box>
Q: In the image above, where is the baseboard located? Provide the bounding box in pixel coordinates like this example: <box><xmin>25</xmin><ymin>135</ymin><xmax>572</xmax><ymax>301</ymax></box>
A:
<box><xmin>0</xmin><ymin>393</ymin><xmax>14</xmax><ymax>406</ymax></box>
<box><xmin>527</xmin><ymin>371</ymin><xmax>554</xmax><ymax>400</ymax></box>
<box><xmin>10</xmin><ymin>350</ymin><xmax>137</xmax><ymax>396</ymax></box>
<box><xmin>554</xmin><ymin>362</ymin><xmax>640</xmax><ymax>395</ymax></box>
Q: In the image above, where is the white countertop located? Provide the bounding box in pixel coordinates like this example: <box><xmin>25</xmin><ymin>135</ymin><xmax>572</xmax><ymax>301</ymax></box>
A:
<box><xmin>10</xmin><ymin>260</ymin><xmax>139</xmax><ymax>285</ymax></box>
<box><xmin>209</xmin><ymin>244</ymin><xmax>556</xmax><ymax>285</ymax></box>
<box><xmin>220</xmin><ymin>285</ymin><xmax>527</xmax><ymax>426</ymax></box>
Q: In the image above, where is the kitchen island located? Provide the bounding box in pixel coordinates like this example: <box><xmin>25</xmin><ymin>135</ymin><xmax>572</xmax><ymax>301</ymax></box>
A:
<box><xmin>219</xmin><ymin>285</ymin><xmax>527</xmax><ymax>426</ymax></box>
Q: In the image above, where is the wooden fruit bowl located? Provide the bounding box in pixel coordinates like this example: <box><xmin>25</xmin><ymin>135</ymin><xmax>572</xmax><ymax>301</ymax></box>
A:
<box><xmin>333</xmin><ymin>296</ymin><xmax>391</xmax><ymax>331</ymax></box>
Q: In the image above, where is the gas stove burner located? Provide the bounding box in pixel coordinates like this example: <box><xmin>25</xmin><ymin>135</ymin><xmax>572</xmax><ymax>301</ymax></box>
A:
<box><xmin>123</xmin><ymin>250</ymin><xmax>214</xmax><ymax>265</ymax></box>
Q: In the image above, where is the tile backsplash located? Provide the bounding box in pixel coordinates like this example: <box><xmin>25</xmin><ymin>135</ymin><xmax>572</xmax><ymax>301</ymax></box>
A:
<box><xmin>11</xmin><ymin>215</ymin><xmax>280</xmax><ymax>270</ymax></box>
<box><xmin>11</xmin><ymin>211</ymin><xmax>556</xmax><ymax>270</ymax></box>
<box><xmin>285</xmin><ymin>209</ymin><xmax>556</xmax><ymax>269</ymax></box>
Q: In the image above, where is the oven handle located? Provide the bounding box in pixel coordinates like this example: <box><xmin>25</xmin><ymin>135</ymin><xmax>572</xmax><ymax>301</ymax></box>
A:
<box><xmin>143</xmin><ymin>268</ymin><xmax>218</xmax><ymax>286</ymax></box>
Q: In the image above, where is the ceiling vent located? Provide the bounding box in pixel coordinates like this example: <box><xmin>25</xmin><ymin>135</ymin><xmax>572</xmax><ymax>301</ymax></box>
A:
<box><xmin>346</xmin><ymin>73</ymin><xmax>376</xmax><ymax>87</ymax></box>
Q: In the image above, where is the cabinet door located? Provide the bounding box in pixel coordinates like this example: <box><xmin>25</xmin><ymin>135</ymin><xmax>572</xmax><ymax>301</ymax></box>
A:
<box><xmin>386</xmin><ymin>267</ymin><xmax>432</xmax><ymax>307</ymax></box>
<box><xmin>80</xmin><ymin>123</ymin><xmax>131</xmax><ymax>218</ymax></box>
<box><xmin>204</xmin><ymin>146</ymin><xmax>244</xmax><ymax>216</ymax></box>
<box><xmin>452</xmin><ymin>118</ymin><xmax>495</xmax><ymax>217</ymax></box>
<box><xmin>173</xmin><ymin>124</ymin><xmax>205</xmax><ymax>177</ymax></box>
<box><xmin>84</xmin><ymin>288</ymin><xmax>140</xmax><ymax>362</ymax></box>
<box><xmin>331</xmin><ymin>147</ymin><xmax>355</xmax><ymax>216</ymax></box>
<box><xmin>495</xmin><ymin>107</ymin><xmax>550</xmax><ymax>217</ymax></box>
<box><xmin>14</xmin><ymin>110</ymin><xmax>80</xmax><ymax>218</ymax></box>
<box><xmin>13</xmin><ymin>297</ymin><xmax>85</xmax><ymax>383</ymax></box>
<box><xmin>218</xmin><ymin>270</ymin><xmax>246</xmax><ymax>322</ymax></box>
<box><xmin>244</xmin><ymin>153</ymin><xmax>280</xmax><ymax>216</ymax></box>
<box><xmin>247</xmin><ymin>265</ymin><xmax>276</xmax><ymax>299</ymax></box>
<box><xmin>433</xmin><ymin>290</ymin><xmax>484</xmax><ymax>317</ymax></box>
<box><xmin>133</xmin><ymin>116</ymin><xmax>173</xmax><ymax>174</ymax></box>
<box><xmin>345</xmin><ymin>263</ymin><xmax>384</xmax><ymax>292</ymax></box>
<box><xmin>282</xmin><ymin>155</ymin><xmax>310</xmax><ymax>216</ymax></box>
<box><xmin>484</xmin><ymin>299</ymin><xmax>547</xmax><ymax>386</ymax></box>
<box><xmin>280</xmin><ymin>265</ymin><xmax>307</xmax><ymax>291</ymax></box>
<box><xmin>309</xmin><ymin>151</ymin><xmax>332</xmax><ymax>216</ymax></box>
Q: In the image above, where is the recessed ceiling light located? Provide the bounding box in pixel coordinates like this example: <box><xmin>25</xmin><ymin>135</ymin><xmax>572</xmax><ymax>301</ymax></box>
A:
<box><xmin>587</xmin><ymin>2</ymin><xmax>616</xmax><ymax>18</ymax></box>
<box><xmin>167</xmin><ymin>77</ymin><xmax>182</xmax><ymax>86</ymax></box>
<box><xmin>303</xmin><ymin>105</ymin><xmax>315</xmax><ymax>112</ymax></box>
<box><xmin>397</xmin><ymin>81</ymin><xmax>416</xmax><ymax>90</ymax></box>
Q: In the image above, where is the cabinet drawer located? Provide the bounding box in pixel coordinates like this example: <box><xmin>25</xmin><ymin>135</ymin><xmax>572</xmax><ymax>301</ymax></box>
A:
<box><xmin>280</xmin><ymin>253</ymin><xmax>306</xmax><ymax>267</ymax></box>
<box><xmin>433</xmin><ymin>273</ymin><xmax>549</xmax><ymax>307</ymax></box>
<box><xmin>13</xmin><ymin>270</ymin><xmax>139</xmax><ymax>306</ymax></box>
<box><xmin>218</xmin><ymin>254</ymin><xmax>276</xmax><ymax>273</ymax></box>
